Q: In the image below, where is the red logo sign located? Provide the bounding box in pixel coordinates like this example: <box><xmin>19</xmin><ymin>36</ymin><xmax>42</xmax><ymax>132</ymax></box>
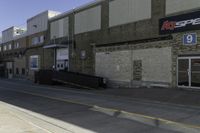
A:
<box><xmin>161</xmin><ymin>18</ymin><xmax>200</xmax><ymax>31</ymax></box>
<box><xmin>161</xmin><ymin>21</ymin><xmax>176</xmax><ymax>31</ymax></box>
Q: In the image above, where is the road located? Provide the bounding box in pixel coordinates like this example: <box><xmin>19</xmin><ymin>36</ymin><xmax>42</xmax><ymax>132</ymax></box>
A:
<box><xmin>0</xmin><ymin>79</ymin><xmax>199</xmax><ymax>133</ymax></box>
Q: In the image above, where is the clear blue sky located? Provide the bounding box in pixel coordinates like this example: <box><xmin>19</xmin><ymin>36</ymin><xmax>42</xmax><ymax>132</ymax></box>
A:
<box><xmin>0</xmin><ymin>0</ymin><xmax>94</xmax><ymax>33</ymax></box>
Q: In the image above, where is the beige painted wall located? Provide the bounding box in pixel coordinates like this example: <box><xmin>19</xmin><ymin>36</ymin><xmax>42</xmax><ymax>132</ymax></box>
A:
<box><xmin>75</xmin><ymin>6</ymin><xmax>101</xmax><ymax>34</ymax></box>
<box><xmin>109</xmin><ymin>0</ymin><xmax>151</xmax><ymax>27</ymax></box>
<box><xmin>166</xmin><ymin>0</ymin><xmax>200</xmax><ymax>15</ymax></box>
<box><xmin>50</xmin><ymin>17</ymin><xmax>69</xmax><ymax>39</ymax></box>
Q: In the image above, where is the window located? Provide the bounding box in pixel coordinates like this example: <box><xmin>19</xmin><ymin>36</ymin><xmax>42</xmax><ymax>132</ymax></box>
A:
<box><xmin>14</xmin><ymin>42</ymin><xmax>19</xmax><ymax>49</ymax></box>
<box><xmin>22</xmin><ymin>68</ymin><xmax>25</xmax><ymax>75</ymax></box>
<box><xmin>30</xmin><ymin>55</ymin><xmax>39</xmax><ymax>70</ymax></box>
<box><xmin>32</xmin><ymin>37</ymin><xmax>39</xmax><ymax>45</ymax></box>
<box><xmin>9</xmin><ymin>69</ymin><xmax>12</xmax><ymax>74</ymax></box>
<box><xmin>3</xmin><ymin>45</ymin><xmax>7</xmax><ymax>51</ymax></box>
<box><xmin>8</xmin><ymin>44</ymin><xmax>12</xmax><ymax>50</ymax></box>
<box><xmin>16</xmin><ymin>68</ymin><xmax>19</xmax><ymax>75</ymax></box>
<box><xmin>32</xmin><ymin>36</ymin><xmax>45</xmax><ymax>45</ymax></box>
<box><xmin>39</xmin><ymin>35</ymin><xmax>44</xmax><ymax>43</ymax></box>
<box><xmin>0</xmin><ymin>47</ymin><xmax>2</xmax><ymax>52</ymax></box>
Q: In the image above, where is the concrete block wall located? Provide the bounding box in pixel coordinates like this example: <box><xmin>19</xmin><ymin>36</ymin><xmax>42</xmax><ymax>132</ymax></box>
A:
<box><xmin>95</xmin><ymin>39</ymin><xmax>173</xmax><ymax>88</ymax></box>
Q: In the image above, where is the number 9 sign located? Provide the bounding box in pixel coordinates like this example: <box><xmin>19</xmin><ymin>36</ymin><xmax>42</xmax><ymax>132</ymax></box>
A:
<box><xmin>183</xmin><ymin>33</ymin><xmax>197</xmax><ymax>45</ymax></box>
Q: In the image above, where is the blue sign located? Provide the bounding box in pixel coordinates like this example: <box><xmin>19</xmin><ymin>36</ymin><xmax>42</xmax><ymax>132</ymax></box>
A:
<box><xmin>183</xmin><ymin>33</ymin><xmax>197</xmax><ymax>45</ymax></box>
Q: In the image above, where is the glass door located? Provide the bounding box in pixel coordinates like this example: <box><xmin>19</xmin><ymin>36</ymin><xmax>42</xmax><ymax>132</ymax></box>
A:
<box><xmin>191</xmin><ymin>58</ymin><xmax>200</xmax><ymax>87</ymax></box>
<box><xmin>178</xmin><ymin>58</ymin><xmax>190</xmax><ymax>87</ymax></box>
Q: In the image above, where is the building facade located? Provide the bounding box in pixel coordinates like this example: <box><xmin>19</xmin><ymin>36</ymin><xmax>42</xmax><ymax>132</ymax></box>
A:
<box><xmin>25</xmin><ymin>10</ymin><xmax>60</xmax><ymax>80</ymax></box>
<box><xmin>1</xmin><ymin>0</ymin><xmax>200</xmax><ymax>89</ymax></box>
<box><xmin>94</xmin><ymin>0</ymin><xmax>200</xmax><ymax>88</ymax></box>
<box><xmin>0</xmin><ymin>27</ymin><xmax>26</xmax><ymax>78</ymax></box>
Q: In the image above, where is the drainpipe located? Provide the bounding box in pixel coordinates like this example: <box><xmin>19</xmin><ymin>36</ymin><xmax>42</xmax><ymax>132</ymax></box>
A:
<box><xmin>130</xmin><ymin>46</ymin><xmax>133</xmax><ymax>88</ymax></box>
<box><xmin>71</xmin><ymin>8</ymin><xmax>75</xmax><ymax>58</ymax></box>
<box><xmin>53</xmin><ymin>36</ymin><xmax>57</xmax><ymax>70</ymax></box>
<box><xmin>90</xmin><ymin>43</ymin><xmax>96</xmax><ymax>75</ymax></box>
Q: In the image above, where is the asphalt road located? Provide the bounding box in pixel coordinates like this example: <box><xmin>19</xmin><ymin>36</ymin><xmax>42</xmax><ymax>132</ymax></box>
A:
<box><xmin>0</xmin><ymin>79</ymin><xmax>197</xmax><ymax>133</ymax></box>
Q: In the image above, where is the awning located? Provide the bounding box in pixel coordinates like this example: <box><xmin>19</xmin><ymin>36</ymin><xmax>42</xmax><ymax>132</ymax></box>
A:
<box><xmin>43</xmin><ymin>44</ymin><xmax>68</xmax><ymax>49</ymax></box>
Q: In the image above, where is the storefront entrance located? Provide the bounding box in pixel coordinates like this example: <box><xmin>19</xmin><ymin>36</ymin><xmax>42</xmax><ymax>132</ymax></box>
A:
<box><xmin>178</xmin><ymin>57</ymin><xmax>200</xmax><ymax>88</ymax></box>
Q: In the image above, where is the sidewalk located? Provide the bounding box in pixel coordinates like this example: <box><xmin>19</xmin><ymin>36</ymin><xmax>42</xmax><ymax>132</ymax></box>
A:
<box><xmin>0</xmin><ymin>102</ymin><xmax>48</xmax><ymax>133</ymax></box>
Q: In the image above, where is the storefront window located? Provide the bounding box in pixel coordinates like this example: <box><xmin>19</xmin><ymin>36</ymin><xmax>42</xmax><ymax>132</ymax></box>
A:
<box><xmin>30</xmin><ymin>55</ymin><xmax>39</xmax><ymax>70</ymax></box>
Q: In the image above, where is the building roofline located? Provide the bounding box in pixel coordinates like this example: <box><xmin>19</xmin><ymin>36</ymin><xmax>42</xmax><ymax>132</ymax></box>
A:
<box><xmin>27</xmin><ymin>10</ymin><xmax>61</xmax><ymax>22</ymax></box>
<box><xmin>2</xmin><ymin>26</ymin><xmax>15</xmax><ymax>33</ymax></box>
<box><xmin>2</xmin><ymin>26</ymin><xmax>26</xmax><ymax>33</ymax></box>
<box><xmin>50</xmin><ymin>0</ymin><xmax>103</xmax><ymax>21</ymax></box>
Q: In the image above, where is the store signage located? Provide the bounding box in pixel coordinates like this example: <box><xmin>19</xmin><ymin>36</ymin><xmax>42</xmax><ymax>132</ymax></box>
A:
<box><xmin>56</xmin><ymin>48</ymin><xmax>69</xmax><ymax>60</ymax></box>
<box><xmin>159</xmin><ymin>11</ymin><xmax>200</xmax><ymax>35</ymax></box>
<box><xmin>183</xmin><ymin>33</ymin><xmax>197</xmax><ymax>45</ymax></box>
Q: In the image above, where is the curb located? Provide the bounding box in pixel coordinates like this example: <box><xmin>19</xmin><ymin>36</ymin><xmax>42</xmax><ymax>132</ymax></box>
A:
<box><xmin>92</xmin><ymin>106</ymin><xmax>200</xmax><ymax>133</ymax></box>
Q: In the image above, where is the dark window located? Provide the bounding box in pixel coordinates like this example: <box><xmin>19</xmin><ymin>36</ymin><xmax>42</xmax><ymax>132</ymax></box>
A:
<box><xmin>9</xmin><ymin>69</ymin><xmax>12</xmax><ymax>74</ymax></box>
<box><xmin>73</xmin><ymin>41</ymin><xmax>76</xmax><ymax>50</ymax></box>
<box><xmin>22</xmin><ymin>68</ymin><xmax>25</xmax><ymax>75</ymax></box>
<box><xmin>16</xmin><ymin>68</ymin><xmax>19</xmax><ymax>75</ymax></box>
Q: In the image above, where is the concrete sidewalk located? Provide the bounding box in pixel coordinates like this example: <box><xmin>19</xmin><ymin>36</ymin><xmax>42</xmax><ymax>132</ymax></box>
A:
<box><xmin>0</xmin><ymin>102</ymin><xmax>49</xmax><ymax>133</ymax></box>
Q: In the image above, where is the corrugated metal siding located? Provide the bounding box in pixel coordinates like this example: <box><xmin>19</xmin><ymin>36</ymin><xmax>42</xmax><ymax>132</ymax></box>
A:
<box><xmin>2</xmin><ymin>28</ymin><xmax>14</xmax><ymax>43</ymax></box>
<box><xmin>166</xmin><ymin>0</ymin><xmax>200</xmax><ymax>15</ymax></box>
<box><xmin>75</xmin><ymin>6</ymin><xmax>101</xmax><ymax>34</ymax></box>
<box><xmin>109</xmin><ymin>0</ymin><xmax>151</xmax><ymax>27</ymax></box>
<box><xmin>50</xmin><ymin>17</ymin><xmax>69</xmax><ymax>39</ymax></box>
<box><xmin>27</xmin><ymin>12</ymin><xmax>48</xmax><ymax>35</ymax></box>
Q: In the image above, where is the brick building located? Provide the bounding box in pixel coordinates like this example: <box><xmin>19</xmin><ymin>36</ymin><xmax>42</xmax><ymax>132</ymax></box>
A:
<box><xmin>1</xmin><ymin>0</ymin><xmax>200</xmax><ymax>89</ymax></box>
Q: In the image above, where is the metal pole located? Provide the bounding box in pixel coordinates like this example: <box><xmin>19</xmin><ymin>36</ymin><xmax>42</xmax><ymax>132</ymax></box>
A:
<box><xmin>53</xmin><ymin>36</ymin><xmax>57</xmax><ymax>70</ymax></box>
<box><xmin>71</xmin><ymin>8</ymin><xmax>75</xmax><ymax>58</ymax></box>
<box><xmin>130</xmin><ymin>46</ymin><xmax>133</xmax><ymax>87</ymax></box>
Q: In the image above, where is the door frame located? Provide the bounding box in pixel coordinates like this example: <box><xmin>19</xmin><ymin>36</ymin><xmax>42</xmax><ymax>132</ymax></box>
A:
<box><xmin>177</xmin><ymin>56</ymin><xmax>200</xmax><ymax>89</ymax></box>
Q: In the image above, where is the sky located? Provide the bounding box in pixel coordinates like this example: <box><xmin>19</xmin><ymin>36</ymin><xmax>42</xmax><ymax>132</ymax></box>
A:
<box><xmin>0</xmin><ymin>0</ymin><xmax>94</xmax><ymax>34</ymax></box>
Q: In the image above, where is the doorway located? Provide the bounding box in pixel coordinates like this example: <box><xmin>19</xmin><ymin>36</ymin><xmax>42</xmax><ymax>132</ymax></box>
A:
<box><xmin>178</xmin><ymin>57</ymin><xmax>200</xmax><ymax>88</ymax></box>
